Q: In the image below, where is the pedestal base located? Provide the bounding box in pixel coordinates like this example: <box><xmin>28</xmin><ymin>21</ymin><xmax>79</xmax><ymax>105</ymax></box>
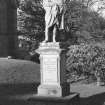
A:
<box><xmin>38</xmin><ymin>83</ymin><xmax>70</xmax><ymax>97</ymax></box>
<box><xmin>28</xmin><ymin>93</ymin><xmax>80</xmax><ymax>105</ymax></box>
<box><xmin>38</xmin><ymin>84</ymin><xmax>62</xmax><ymax>97</ymax></box>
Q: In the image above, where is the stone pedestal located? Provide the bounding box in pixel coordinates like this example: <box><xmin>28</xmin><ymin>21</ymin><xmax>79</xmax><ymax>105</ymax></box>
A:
<box><xmin>36</xmin><ymin>42</ymin><xmax>70</xmax><ymax>97</ymax></box>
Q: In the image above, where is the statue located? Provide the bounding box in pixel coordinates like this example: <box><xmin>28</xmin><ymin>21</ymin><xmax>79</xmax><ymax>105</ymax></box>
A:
<box><xmin>42</xmin><ymin>0</ymin><xmax>66</xmax><ymax>43</ymax></box>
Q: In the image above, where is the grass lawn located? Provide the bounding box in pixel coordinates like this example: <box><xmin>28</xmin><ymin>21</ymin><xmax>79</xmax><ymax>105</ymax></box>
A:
<box><xmin>71</xmin><ymin>84</ymin><xmax>105</xmax><ymax>105</ymax></box>
<box><xmin>0</xmin><ymin>58</ymin><xmax>105</xmax><ymax>105</ymax></box>
<box><xmin>0</xmin><ymin>58</ymin><xmax>40</xmax><ymax>84</ymax></box>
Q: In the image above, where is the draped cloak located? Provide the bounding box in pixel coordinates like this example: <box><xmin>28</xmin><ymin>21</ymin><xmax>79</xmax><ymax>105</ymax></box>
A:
<box><xmin>43</xmin><ymin>0</ymin><xmax>66</xmax><ymax>30</ymax></box>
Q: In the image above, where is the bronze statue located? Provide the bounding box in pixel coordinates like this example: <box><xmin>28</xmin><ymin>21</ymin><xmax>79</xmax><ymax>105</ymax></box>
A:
<box><xmin>42</xmin><ymin>0</ymin><xmax>66</xmax><ymax>42</ymax></box>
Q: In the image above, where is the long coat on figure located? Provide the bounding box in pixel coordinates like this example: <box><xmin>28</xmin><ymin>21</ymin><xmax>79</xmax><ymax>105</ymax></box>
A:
<box><xmin>43</xmin><ymin>0</ymin><xmax>66</xmax><ymax>42</ymax></box>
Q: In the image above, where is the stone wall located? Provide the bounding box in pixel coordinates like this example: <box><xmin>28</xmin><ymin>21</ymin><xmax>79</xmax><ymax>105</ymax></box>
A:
<box><xmin>0</xmin><ymin>0</ymin><xmax>18</xmax><ymax>57</ymax></box>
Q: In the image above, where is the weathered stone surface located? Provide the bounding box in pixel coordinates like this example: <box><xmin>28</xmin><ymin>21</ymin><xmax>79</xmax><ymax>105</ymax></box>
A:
<box><xmin>36</xmin><ymin>42</ymin><xmax>70</xmax><ymax>97</ymax></box>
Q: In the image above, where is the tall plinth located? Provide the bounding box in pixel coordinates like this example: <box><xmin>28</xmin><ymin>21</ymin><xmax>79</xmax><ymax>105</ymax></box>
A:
<box><xmin>36</xmin><ymin>42</ymin><xmax>70</xmax><ymax>97</ymax></box>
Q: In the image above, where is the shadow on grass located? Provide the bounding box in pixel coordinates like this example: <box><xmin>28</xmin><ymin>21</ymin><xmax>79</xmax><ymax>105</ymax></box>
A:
<box><xmin>0</xmin><ymin>82</ymin><xmax>40</xmax><ymax>95</ymax></box>
<box><xmin>0</xmin><ymin>83</ymin><xmax>80</xmax><ymax>105</ymax></box>
<box><xmin>0</xmin><ymin>83</ymin><xmax>105</xmax><ymax>105</ymax></box>
<box><xmin>80</xmin><ymin>92</ymin><xmax>105</xmax><ymax>105</ymax></box>
<box><xmin>0</xmin><ymin>82</ymin><xmax>40</xmax><ymax>105</ymax></box>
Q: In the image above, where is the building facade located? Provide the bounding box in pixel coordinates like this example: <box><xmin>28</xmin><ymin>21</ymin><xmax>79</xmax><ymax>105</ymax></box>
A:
<box><xmin>0</xmin><ymin>0</ymin><xmax>18</xmax><ymax>57</ymax></box>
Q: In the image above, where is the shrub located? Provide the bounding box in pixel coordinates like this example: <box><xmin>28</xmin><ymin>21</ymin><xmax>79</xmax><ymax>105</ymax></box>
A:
<box><xmin>66</xmin><ymin>43</ymin><xmax>105</xmax><ymax>83</ymax></box>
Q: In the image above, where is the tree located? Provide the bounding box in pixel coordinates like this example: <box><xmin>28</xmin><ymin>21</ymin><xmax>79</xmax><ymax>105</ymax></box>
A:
<box><xmin>17</xmin><ymin>0</ymin><xmax>45</xmax><ymax>41</ymax></box>
<box><xmin>67</xmin><ymin>43</ymin><xmax>105</xmax><ymax>84</ymax></box>
<box><xmin>65</xmin><ymin>0</ymin><xmax>105</xmax><ymax>44</ymax></box>
<box><xmin>17</xmin><ymin>0</ymin><xmax>105</xmax><ymax>44</ymax></box>
<box><xmin>17</xmin><ymin>0</ymin><xmax>105</xmax><ymax>60</ymax></box>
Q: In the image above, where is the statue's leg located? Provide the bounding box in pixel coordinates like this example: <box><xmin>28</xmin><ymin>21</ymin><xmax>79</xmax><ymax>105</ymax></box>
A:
<box><xmin>53</xmin><ymin>26</ymin><xmax>57</xmax><ymax>42</ymax></box>
<box><xmin>43</xmin><ymin>27</ymin><xmax>48</xmax><ymax>42</ymax></box>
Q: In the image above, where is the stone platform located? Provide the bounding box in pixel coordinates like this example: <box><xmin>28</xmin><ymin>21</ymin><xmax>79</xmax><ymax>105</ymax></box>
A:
<box><xmin>28</xmin><ymin>93</ymin><xmax>80</xmax><ymax>105</ymax></box>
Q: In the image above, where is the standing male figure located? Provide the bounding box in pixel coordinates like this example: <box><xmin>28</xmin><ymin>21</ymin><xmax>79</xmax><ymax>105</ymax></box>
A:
<box><xmin>43</xmin><ymin>0</ymin><xmax>66</xmax><ymax>42</ymax></box>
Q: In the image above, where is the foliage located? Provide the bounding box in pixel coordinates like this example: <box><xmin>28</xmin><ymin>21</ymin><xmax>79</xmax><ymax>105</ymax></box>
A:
<box><xmin>17</xmin><ymin>0</ymin><xmax>105</xmax><ymax>48</ymax></box>
<box><xmin>17</xmin><ymin>0</ymin><xmax>105</xmax><ymax>78</ymax></box>
<box><xmin>17</xmin><ymin>0</ymin><xmax>44</xmax><ymax>59</ymax></box>
<box><xmin>17</xmin><ymin>0</ymin><xmax>44</xmax><ymax>41</ymax></box>
<box><xmin>66</xmin><ymin>43</ymin><xmax>105</xmax><ymax>83</ymax></box>
<box><xmin>65</xmin><ymin>0</ymin><xmax>105</xmax><ymax>43</ymax></box>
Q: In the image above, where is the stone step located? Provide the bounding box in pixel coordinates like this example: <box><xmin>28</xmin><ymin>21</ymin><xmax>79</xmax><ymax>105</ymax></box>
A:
<box><xmin>0</xmin><ymin>93</ymin><xmax>80</xmax><ymax>105</ymax></box>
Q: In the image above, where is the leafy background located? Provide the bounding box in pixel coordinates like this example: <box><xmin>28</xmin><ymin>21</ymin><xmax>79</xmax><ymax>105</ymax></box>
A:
<box><xmin>17</xmin><ymin>0</ymin><xmax>105</xmax><ymax>85</ymax></box>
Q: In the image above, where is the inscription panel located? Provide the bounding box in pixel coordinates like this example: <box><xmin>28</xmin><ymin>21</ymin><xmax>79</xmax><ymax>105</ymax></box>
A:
<box><xmin>42</xmin><ymin>55</ymin><xmax>58</xmax><ymax>84</ymax></box>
